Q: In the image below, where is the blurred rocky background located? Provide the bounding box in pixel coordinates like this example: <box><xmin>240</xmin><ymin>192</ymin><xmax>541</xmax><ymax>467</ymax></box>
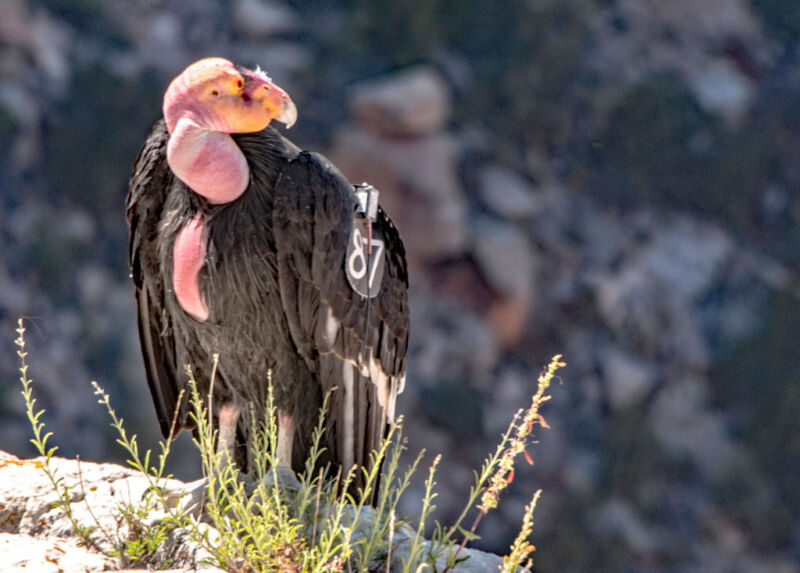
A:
<box><xmin>2</xmin><ymin>0</ymin><xmax>800</xmax><ymax>571</ymax></box>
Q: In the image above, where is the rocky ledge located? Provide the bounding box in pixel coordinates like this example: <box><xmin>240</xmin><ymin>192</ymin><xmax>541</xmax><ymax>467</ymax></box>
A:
<box><xmin>0</xmin><ymin>450</ymin><xmax>516</xmax><ymax>572</ymax></box>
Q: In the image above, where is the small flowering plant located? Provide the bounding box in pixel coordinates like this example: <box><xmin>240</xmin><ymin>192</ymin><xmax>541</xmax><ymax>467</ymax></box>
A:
<box><xmin>434</xmin><ymin>354</ymin><xmax>564</xmax><ymax>573</ymax></box>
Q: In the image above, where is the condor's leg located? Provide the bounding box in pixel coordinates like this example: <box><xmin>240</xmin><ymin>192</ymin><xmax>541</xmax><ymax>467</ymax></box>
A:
<box><xmin>217</xmin><ymin>403</ymin><xmax>239</xmax><ymax>464</ymax></box>
<box><xmin>263</xmin><ymin>409</ymin><xmax>301</xmax><ymax>489</ymax></box>
<box><xmin>164</xmin><ymin>403</ymin><xmax>241</xmax><ymax>513</ymax></box>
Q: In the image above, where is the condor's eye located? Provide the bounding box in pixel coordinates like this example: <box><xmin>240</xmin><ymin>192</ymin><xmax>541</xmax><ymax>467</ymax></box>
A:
<box><xmin>210</xmin><ymin>89</ymin><xmax>219</xmax><ymax>96</ymax></box>
<box><xmin>235</xmin><ymin>78</ymin><xmax>244</xmax><ymax>89</ymax></box>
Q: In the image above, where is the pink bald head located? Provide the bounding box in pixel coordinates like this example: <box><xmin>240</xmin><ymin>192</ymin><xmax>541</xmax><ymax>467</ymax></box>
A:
<box><xmin>163</xmin><ymin>57</ymin><xmax>297</xmax><ymax>135</ymax></box>
<box><xmin>162</xmin><ymin>57</ymin><xmax>297</xmax><ymax>205</ymax></box>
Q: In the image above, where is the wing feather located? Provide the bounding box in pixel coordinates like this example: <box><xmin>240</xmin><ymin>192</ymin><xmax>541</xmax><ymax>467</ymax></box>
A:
<box><xmin>126</xmin><ymin>119</ymin><xmax>184</xmax><ymax>438</ymax></box>
<box><xmin>272</xmin><ymin>151</ymin><xmax>409</xmax><ymax>496</ymax></box>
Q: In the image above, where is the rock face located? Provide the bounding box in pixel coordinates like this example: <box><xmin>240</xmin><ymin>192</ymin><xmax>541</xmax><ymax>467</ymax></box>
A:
<box><xmin>0</xmin><ymin>533</ymin><xmax>114</xmax><ymax>573</ymax></box>
<box><xmin>2</xmin><ymin>1</ymin><xmax>800</xmax><ymax>572</ymax></box>
<box><xmin>349</xmin><ymin>66</ymin><xmax>451</xmax><ymax>137</ymax></box>
<box><xmin>232</xmin><ymin>0</ymin><xmax>300</xmax><ymax>41</ymax></box>
<box><xmin>0</xmin><ymin>451</ymin><xmax>220</xmax><ymax>572</ymax></box>
<box><xmin>477</xmin><ymin>166</ymin><xmax>541</xmax><ymax>221</ymax></box>
<box><xmin>0</xmin><ymin>451</ymin><xmax>517</xmax><ymax>572</ymax></box>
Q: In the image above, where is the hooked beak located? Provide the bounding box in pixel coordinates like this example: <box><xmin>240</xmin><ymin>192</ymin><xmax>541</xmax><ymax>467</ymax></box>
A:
<box><xmin>276</xmin><ymin>96</ymin><xmax>298</xmax><ymax>129</ymax></box>
<box><xmin>241</xmin><ymin>67</ymin><xmax>297</xmax><ymax>129</ymax></box>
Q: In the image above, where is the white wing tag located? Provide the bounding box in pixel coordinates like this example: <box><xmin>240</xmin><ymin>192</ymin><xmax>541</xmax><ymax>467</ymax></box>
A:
<box><xmin>346</xmin><ymin>218</ymin><xmax>385</xmax><ymax>298</ymax></box>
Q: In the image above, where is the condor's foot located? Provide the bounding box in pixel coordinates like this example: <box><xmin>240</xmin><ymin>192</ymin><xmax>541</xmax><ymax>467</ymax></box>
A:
<box><xmin>246</xmin><ymin>465</ymin><xmax>302</xmax><ymax>512</ymax></box>
<box><xmin>261</xmin><ymin>465</ymin><xmax>302</xmax><ymax>491</ymax></box>
<box><xmin>162</xmin><ymin>472</ymin><xmax>249</xmax><ymax>516</ymax></box>
<box><xmin>160</xmin><ymin>402</ymin><xmax>243</xmax><ymax>516</ymax></box>
<box><xmin>161</xmin><ymin>477</ymin><xmax>208</xmax><ymax>516</ymax></box>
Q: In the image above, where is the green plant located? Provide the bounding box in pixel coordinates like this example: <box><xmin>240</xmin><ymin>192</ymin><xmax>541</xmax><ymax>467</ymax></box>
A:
<box><xmin>91</xmin><ymin>379</ymin><xmax>184</xmax><ymax>568</ymax></box>
<box><xmin>17</xmin><ymin>317</ymin><xmax>182</xmax><ymax>568</ymax></box>
<box><xmin>16</xmin><ymin>317</ymin><xmax>561</xmax><ymax>571</ymax></box>
<box><xmin>16</xmin><ymin>319</ymin><xmax>99</xmax><ymax>549</ymax></box>
<box><xmin>502</xmin><ymin>490</ymin><xmax>542</xmax><ymax>573</ymax></box>
<box><xmin>428</xmin><ymin>355</ymin><xmax>562</xmax><ymax>572</ymax></box>
<box><xmin>112</xmin><ymin>501</ymin><xmax>173</xmax><ymax>568</ymax></box>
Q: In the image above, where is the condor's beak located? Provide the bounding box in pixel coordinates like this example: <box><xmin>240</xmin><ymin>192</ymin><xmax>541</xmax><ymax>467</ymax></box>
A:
<box><xmin>275</xmin><ymin>95</ymin><xmax>297</xmax><ymax>129</ymax></box>
<box><xmin>242</xmin><ymin>67</ymin><xmax>297</xmax><ymax>129</ymax></box>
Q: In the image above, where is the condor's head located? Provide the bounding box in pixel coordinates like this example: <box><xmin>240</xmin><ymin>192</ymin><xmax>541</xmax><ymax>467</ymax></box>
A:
<box><xmin>162</xmin><ymin>57</ymin><xmax>297</xmax><ymax>204</ymax></box>
<box><xmin>164</xmin><ymin>57</ymin><xmax>296</xmax><ymax>135</ymax></box>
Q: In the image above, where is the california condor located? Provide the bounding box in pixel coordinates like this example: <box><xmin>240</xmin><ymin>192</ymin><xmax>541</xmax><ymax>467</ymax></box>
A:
<box><xmin>126</xmin><ymin>58</ymin><xmax>409</xmax><ymax>500</ymax></box>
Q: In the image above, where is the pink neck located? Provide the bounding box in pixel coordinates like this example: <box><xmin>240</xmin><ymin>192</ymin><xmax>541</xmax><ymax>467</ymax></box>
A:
<box><xmin>172</xmin><ymin>213</ymin><xmax>209</xmax><ymax>321</ymax></box>
<box><xmin>166</xmin><ymin>117</ymin><xmax>250</xmax><ymax>204</ymax></box>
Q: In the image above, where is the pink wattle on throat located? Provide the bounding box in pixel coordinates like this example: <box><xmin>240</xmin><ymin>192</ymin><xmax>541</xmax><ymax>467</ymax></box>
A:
<box><xmin>173</xmin><ymin>213</ymin><xmax>209</xmax><ymax>321</ymax></box>
<box><xmin>165</xmin><ymin>109</ymin><xmax>251</xmax><ymax>320</ymax></box>
<box><xmin>166</xmin><ymin>117</ymin><xmax>250</xmax><ymax>205</ymax></box>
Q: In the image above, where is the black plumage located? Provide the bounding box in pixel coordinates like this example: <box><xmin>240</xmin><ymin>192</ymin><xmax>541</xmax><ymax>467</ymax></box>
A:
<box><xmin>126</xmin><ymin>119</ymin><xmax>409</xmax><ymax>498</ymax></box>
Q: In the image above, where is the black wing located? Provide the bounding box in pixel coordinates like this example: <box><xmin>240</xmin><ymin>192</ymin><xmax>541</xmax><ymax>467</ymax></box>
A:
<box><xmin>272</xmin><ymin>152</ymin><xmax>410</xmax><ymax>486</ymax></box>
<box><xmin>126</xmin><ymin>119</ymin><xmax>182</xmax><ymax>439</ymax></box>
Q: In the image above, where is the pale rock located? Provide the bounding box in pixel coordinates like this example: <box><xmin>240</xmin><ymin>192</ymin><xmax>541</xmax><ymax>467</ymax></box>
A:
<box><xmin>596</xmin><ymin>269</ymin><xmax>709</xmax><ymax>367</ymax></box>
<box><xmin>329</xmin><ymin>127</ymin><xmax>467</xmax><ymax>261</ymax></box>
<box><xmin>588</xmin><ymin>0</ymin><xmax>770</xmax><ymax>84</ymax></box>
<box><xmin>563</xmin><ymin>450</ymin><xmax>602</xmax><ymax>495</ymax></box>
<box><xmin>350</xmin><ymin>66</ymin><xmax>451</xmax><ymax>137</ymax></box>
<box><xmin>147</xmin><ymin>12</ymin><xmax>182</xmax><ymax>52</ymax></box>
<box><xmin>530</xmin><ymin>409</ymin><xmax>567</xmax><ymax>476</ymax></box>
<box><xmin>0</xmin><ymin>455</ymin><xmax>216</xmax><ymax>568</ymax></box>
<box><xmin>12</xmin><ymin>129</ymin><xmax>40</xmax><ymax>169</ymax></box>
<box><xmin>528</xmin><ymin>183</ymin><xmax>636</xmax><ymax>270</ymax></box>
<box><xmin>0</xmin><ymin>532</ymin><xmax>115</xmax><ymax>572</ymax></box>
<box><xmin>0</xmin><ymin>453</ymin><xmax>229</xmax><ymax>572</ymax></box>
<box><xmin>30</xmin><ymin>6</ymin><xmax>72</xmax><ymax>93</ymax></box>
<box><xmin>601</xmin><ymin>344</ymin><xmax>657</xmax><ymax>410</ymax></box>
<box><xmin>627</xmin><ymin>215</ymin><xmax>734</xmax><ymax>302</ymax></box>
<box><xmin>477</xmin><ymin>165</ymin><xmax>541</xmax><ymax>220</ymax></box>
<box><xmin>472</xmin><ymin>217</ymin><xmax>536</xmax><ymax>343</ymax></box>
<box><xmin>592</xmin><ymin>215</ymin><xmax>733</xmax><ymax>367</ymax></box>
<box><xmin>77</xmin><ymin>265</ymin><xmax>111</xmax><ymax>306</ymax></box>
<box><xmin>233</xmin><ymin>0</ymin><xmax>299</xmax><ymax>40</ymax></box>
<box><xmin>0</xmin><ymin>274</ymin><xmax>30</xmax><ymax>313</ymax></box>
<box><xmin>0</xmin><ymin>0</ymin><xmax>30</xmax><ymax>47</ymax></box>
<box><xmin>408</xmin><ymin>290</ymin><xmax>499</xmax><ymax>389</ymax></box>
<box><xmin>483</xmin><ymin>365</ymin><xmax>533</xmax><ymax>436</ymax></box>
<box><xmin>650</xmin><ymin>375</ymin><xmax>740</xmax><ymax>480</ymax></box>
<box><xmin>573</xmin><ymin>199</ymin><xmax>638</xmax><ymax>268</ymax></box>
<box><xmin>0</xmin><ymin>82</ymin><xmax>43</xmax><ymax>169</ymax></box>
<box><xmin>423</xmin><ymin>541</ymin><xmax>527</xmax><ymax>572</ymax></box>
<box><xmin>235</xmin><ymin>41</ymin><xmax>311</xmax><ymax>84</ymax></box>
<box><xmin>0</xmin><ymin>82</ymin><xmax>40</xmax><ymax>127</ymax></box>
<box><xmin>314</xmin><ymin>505</ymin><xmax>516</xmax><ymax>572</ymax></box>
<box><xmin>472</xmin><ymin>217</ymin><xmax>536</xmax><ymax>298</ymax></box>
<box><xmin>592</xmin><ymin>498</ymin><xmax>656</xmax><ymax>554</ymax></box>
<box><xmin>61</xmin><ymin>208</ymin><xmax>96</xmax><ymax>245</ymax></box>
<box><xmin>433</xmin><ymin>49</ymin><xmax>474</xmax><ymax>94</ymax></box>
<box><xmin>489</xmin><ymin>293</ymin><xmax>532</xmax><ymax>346</ymax></box>
<box><xmin>136</xmin><ymin>12</ymin><xmax>187</xmax><ymax>71</ymax></box>
<box><xmin>760</xmin><ymin>183</ymin><xmax>790</xmax><ymax>220</ymax></box>
<box><xmin>690</xmin><ymin>60</ymin><xmax>755</xmax><ymax>125</ymax></box>
<box><xmin>0</xmin><ymin>47</ymin><xmax>26</xmax><ymax>80</ymax></box>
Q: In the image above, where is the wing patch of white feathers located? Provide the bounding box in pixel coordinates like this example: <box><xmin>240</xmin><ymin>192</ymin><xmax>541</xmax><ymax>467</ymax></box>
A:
<box><xmin>323</xmin><ymin>305</ymin><xmax>340</xmax><ymax>346</ymax></box>
<box><xmin>334</xmin><ymin>353</ymin><xmax>403</xmax><ymax>424</ymax></box>
<box><xmin>342</xmin><ymin>361</ymin><xmax>355</xmax><ymax>473</ymax></box>
<box><xmin>320</xmin><ymin>304</ymin><xmax>403</xmax><ymax>423</ymax></box>
<box><xmin>361</xmin><ymin>354</ymin><xmax>396</xmax><ymax>422</ymax></box>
